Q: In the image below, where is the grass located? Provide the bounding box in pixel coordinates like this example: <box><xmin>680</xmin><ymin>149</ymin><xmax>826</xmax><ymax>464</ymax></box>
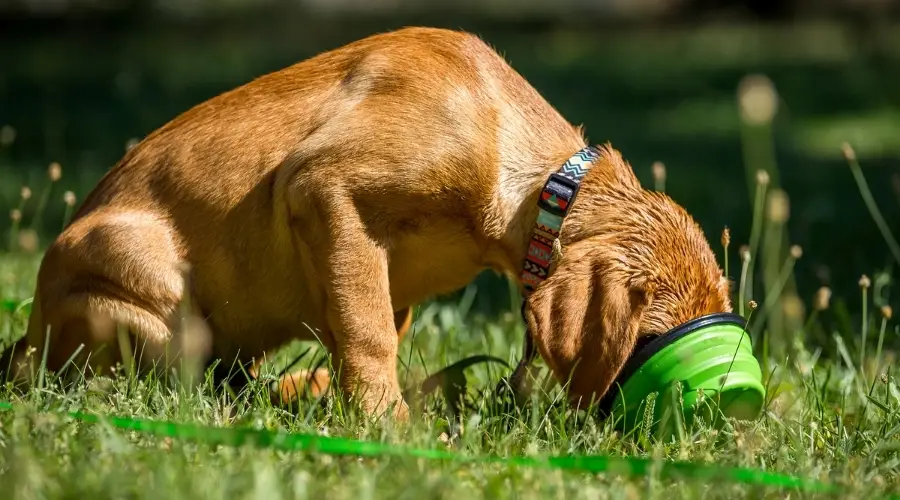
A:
<box><xmin>2</xmin><ymin>72</ymin><xmax>900</xmax><ymax>500</ymax></box>
<box><xmin>8</xmin><ymin>266</ymin><xmax>899</xmax><ymax>500</ymax></box>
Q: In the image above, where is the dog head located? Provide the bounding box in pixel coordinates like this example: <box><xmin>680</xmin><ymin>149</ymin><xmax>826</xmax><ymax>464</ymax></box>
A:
<box><xmin>522</xmin><ymin>145</ymin><xmax>731</xmax><ymax>408</ymax></box>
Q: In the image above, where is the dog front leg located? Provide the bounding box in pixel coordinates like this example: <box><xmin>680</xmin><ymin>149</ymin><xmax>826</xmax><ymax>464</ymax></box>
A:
<box><xmin>316</xmin><ymin>210</ymin><xmax>407</xmax><ymax>421</ymax></box>
<box><xmin>270</xmin><ymin>306</ymin><xmax>414</xmax><ymax>405</ymax></box>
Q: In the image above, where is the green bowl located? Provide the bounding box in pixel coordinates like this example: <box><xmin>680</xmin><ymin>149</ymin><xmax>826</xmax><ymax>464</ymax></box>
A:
<box><xmin>598</xmin><ymin>312</ymin><xmax>765</xmax><ymax>437</ymax></box>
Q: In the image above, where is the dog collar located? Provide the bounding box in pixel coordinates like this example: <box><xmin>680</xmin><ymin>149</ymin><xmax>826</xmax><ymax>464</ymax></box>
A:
<box><xmin>503</xmin><ymin>145</ymin><xmax>602</xmax><ymax>397</ymax></box>
<box><xmin>519</xmin><ymin>145</ymin><xmax>602</xmax><ymax>296</ymax></box>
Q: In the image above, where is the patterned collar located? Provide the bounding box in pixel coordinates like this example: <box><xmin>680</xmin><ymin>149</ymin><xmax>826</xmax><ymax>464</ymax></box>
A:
<box><xmin>519</xmin><ymin>145</ymin><xmax>602</xmax><ymax>296</ymax></box>
<box><xmin>503</xmin><ymin>145</ymin><xmax>602</xmax><ymax>399</ymax></box>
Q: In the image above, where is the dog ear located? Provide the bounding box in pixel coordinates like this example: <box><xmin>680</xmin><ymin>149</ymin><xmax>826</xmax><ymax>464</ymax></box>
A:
<box><xmin>523</xmin><ymin>244</ymin><xmax>652</xmax><ymax>409</ymax></box>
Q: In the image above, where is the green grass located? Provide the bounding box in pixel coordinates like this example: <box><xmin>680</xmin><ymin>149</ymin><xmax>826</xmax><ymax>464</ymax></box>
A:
<box><xmin>5</xmin><ymin>251</ymin><xmax>900</xmax><ymax>499</ymax></box>
<box><xmin>1</xmin><ymin>228</ymin><xmax>898</xmax><ymax>498</ymax></box>
<box><xmin>3</xmin><ymin>74</ymin><xmax>900</xmax><ymax>500</ymax></box>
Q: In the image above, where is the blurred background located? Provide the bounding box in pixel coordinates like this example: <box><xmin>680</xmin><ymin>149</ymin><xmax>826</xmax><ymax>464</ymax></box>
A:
<box><xmin>2</xmin><ymin>0</ymin><xmax>900</xmax><ymax>357</ymax></box>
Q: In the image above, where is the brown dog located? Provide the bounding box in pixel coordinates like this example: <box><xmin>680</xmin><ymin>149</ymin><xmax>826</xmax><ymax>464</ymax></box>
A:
<box><xmin>1</xmin><ymin>27</ymin><xmax>731</xmax><ymax>419</ymax></box>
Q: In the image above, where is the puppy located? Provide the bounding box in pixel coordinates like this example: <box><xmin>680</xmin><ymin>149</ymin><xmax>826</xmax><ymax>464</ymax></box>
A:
<box><xmin>1</xmin><ymin>27</ymin><xmax>731</xmax><ymax>419</ymax></box>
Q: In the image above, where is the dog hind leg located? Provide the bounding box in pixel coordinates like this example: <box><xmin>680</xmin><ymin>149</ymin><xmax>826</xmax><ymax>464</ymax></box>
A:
<box><xmin>3</xmin><ymin>211</ymin><xmax>186</xmax><ymax>387</ymax></box>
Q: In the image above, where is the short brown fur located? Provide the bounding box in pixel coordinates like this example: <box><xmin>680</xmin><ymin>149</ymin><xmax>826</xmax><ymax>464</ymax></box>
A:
<box><xmin>2</xmin><ymin>27</ymin><xmax>731</xmax><ymax>417</ymax></box>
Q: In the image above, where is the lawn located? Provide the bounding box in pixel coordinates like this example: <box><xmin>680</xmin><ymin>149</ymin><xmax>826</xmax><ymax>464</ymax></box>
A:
<box><xmin>4</xmin><ymin>247</ymin><xmax>900</xmax><ymax>499</ymax></box>
<box><xmin>2</xmin><ymin>19</ymin><xmax>900</xmax><ymax>500</ymax></box>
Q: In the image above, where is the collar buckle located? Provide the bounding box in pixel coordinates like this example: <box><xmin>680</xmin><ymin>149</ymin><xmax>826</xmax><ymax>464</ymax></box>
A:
<box><xmin>537</xmin><ymin>172</ymin><xmax>581</xmax><ymax>218</ymax></box>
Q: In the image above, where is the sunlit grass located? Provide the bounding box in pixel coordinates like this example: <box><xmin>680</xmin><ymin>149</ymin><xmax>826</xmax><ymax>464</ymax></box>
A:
<box><xmin>2</xmin><ymin>237</ymin><xmax>900</xmax><ymax>498</ymax></box>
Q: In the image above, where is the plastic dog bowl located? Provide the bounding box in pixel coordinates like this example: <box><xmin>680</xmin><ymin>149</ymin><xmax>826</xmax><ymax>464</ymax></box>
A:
<box><xmin>598</xmin><ymin>312</ymin><xmax>765</xmax><ymax>437</ymax></box>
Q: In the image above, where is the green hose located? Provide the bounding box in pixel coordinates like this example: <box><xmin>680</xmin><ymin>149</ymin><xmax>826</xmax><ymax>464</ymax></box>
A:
<box><xmin>0</xmin><ymin>400</ymin><xmax>869</xmax><ymax>496</ymax></box>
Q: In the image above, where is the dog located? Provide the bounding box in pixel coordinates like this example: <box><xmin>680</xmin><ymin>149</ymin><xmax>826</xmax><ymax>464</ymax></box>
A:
<box><xmin>1</xmin><ymin>27</ymin><xmax>731</xmax><ymax>420</ymax></box>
